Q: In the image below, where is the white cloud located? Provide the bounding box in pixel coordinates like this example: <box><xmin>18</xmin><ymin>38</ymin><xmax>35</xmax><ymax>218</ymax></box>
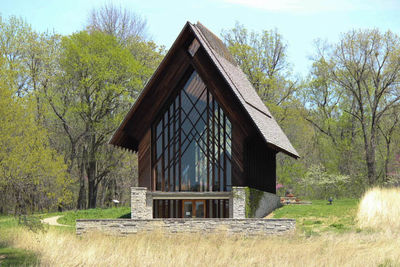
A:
<box><xmin>221</xmin><ymin>0</ymin><xmax>400</xmax><ymax>13</ymax></box>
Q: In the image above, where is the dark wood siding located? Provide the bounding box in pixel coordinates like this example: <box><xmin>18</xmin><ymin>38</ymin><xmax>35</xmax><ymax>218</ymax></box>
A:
<box><xmin>244</xmin><ymin>136</ymin><xmax>277</xmax><ymax>193</ymax></box>
<box><xmin>138</xmin><ymin>129</ymin><xmax>151</xmax><ymax>189</ymax></box>
<box><xmin>136</xmin><ymin>36</ymin><xmax>278</xmax><ymax>193</ymax></box>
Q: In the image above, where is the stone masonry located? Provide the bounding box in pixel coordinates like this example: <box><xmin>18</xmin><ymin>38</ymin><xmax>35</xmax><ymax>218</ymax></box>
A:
<box><xmin>131</xmin><ymin>186</ymin><xmax>247</xmax><ymax>219</ymax></box>
<box><xmin>231</xmin><ymin>187</ymin><xmax>246</xmax><ymax>219</ymax></box>
<box><xmin>130</xmin><ymin>187</ymin><xmax>152</xmax><ymax>219</ymax></box>
<box><xmin>254</xmin><ymin>191</ymin><xmax>282</xmax><ymax>218</ymax></box>
<box><xmin>76</xmin><ymin>187</ymin><xmax>295</xmax><ymax>236</ymax></box>
<box><xmin>76</xmin><ymin>218</ymin><xmax>295</xmax><ymax>236</ymax></box>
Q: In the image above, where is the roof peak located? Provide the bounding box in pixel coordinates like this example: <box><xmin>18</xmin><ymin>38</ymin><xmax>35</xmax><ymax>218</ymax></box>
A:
<box><xmin>194</xmin><ymin>22</ymin><xmax>238</xmax><ymax>66</ymax></box>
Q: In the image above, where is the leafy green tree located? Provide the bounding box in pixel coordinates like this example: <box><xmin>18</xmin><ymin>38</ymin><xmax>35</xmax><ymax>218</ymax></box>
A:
<box><xmin>46</xmin><ymin>31</ymin><xmax>143</xmax><ymax>208</ymax></box>
<box><xmin>84</xmin><ymin>5</ymin><xmax>164</xmax><ymax>207</ymax></box>
<box><xmin>301</xmin><ymin>165</ymin><xmax>350</xmax><ymax>199</ymax></box>
<box><xmin>0</xmin><ymin>57</ymin><xmax>72</xmax><ymax>214</ymax></box>
<box><xmin>307</xmin><ymin>30</ymin><xmax>400</xmax><ymax>186</ymax></box>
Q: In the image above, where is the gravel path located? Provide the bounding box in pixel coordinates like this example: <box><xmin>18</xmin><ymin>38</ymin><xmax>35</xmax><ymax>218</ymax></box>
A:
<box><xmin>41</xmin><ymin>215</ymin><xmax>68</xmax><ymax>227</ymax></box>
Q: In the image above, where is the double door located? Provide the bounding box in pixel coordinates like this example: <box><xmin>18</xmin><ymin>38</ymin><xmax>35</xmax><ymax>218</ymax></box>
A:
<box><xmin>182</xmin><ymin>200</ymin><xmax>205</xmax><ymax>218</ymax></box>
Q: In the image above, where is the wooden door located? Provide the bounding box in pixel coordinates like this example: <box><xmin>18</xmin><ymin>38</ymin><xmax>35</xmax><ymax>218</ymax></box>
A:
<box><xmin>182</xmin><ymin>200</ymin><xmax>206</xmax><ymax>218</ymax></box>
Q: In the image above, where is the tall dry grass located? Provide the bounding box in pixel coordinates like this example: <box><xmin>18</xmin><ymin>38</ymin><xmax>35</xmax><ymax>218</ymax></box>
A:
<box><xmin>357</xmin><ymin>187</ymin><xmax>400</xmax><ymax>232</ymax></box>
<box><xmin>7</xmin><ymin>228</ymin><xmax>400</xmax><ymax>266</ymax></box>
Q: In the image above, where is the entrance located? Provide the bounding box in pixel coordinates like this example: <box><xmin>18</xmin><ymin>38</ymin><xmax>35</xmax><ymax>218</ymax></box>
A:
<box><xmin>182</xmin><ymin>200</ymin><xmax>206</xmax><ymax>218</ymax></box>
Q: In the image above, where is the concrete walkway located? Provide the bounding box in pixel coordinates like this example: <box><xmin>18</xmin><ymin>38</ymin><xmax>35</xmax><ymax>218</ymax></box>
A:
<box><xmin>41</xmin><ymin>215</ymin><xmax>68</xmax><ymax>227</ymax></box>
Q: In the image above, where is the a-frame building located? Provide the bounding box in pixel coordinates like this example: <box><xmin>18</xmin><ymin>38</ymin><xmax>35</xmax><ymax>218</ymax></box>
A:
<box><xmin>110</xmin><ymin>22</ymin><xmax>298</xmax><ymax>218</ymax></box>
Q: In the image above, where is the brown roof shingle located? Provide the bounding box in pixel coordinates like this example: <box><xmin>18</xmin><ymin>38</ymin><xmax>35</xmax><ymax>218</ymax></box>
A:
<box><xmin>191</xmin><ymin>22</ymin><xmax>299</xmax><ymax>158</ymax></box>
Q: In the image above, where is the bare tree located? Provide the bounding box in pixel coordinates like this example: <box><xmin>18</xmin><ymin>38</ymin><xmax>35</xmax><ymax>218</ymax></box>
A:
<box><xmin>308</xmin><ymin>29</ymin><xmax>400</xmax><ymax>185</ymax></box>
<box><xmin>221</xmin><ymin>23</ymin><xmax>298</xmax><ymax>121</ymax></box>
<box><xmin>87</xmin><ymin>2</ymin><xmax>148</xmax><ymax>42</ymax></box>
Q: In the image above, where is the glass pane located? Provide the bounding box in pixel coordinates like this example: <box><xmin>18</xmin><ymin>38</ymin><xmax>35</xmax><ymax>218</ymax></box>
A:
<box><xmin>164</xmin><ymin>168</ymin><xmax>168</xmax><ymax>191</ymax></box>
<box><xmin>152</xmin><ymin>70</ymin><xmax>233</xmax><ymax>194</ymax></box>
<box><xmin>195</xmin><ymin>201</ymin><xmax>205</xmax><ymax>218</ymax></box>
<box><xmin>188</xmin><ymin>108</ymin><xmax>200</xmax><ymax>126</ymax></box>
<box><xmin>156</xmin><ymin>135</ymin><xmax>162</xmax><ymax>159</ymax></box>
<box><xmin>214</xmin><ymin>164</ymin><xmax>219</xmax><ymax>191</ymax></box>
<box><xmin>181</xmin><ymin>91</ymin><xmax>192</xmax><ymax>114</ymax></box>
<box><xmin>197</xmin><ymin>89</ymin><xmax>207</xmax><ymax>111</ymax></box>
<box><xmin>226</xmin><ymin>118</ymin><xmax>232</xmax><ymax>138</ymax></box>
<box><xmin>164</xmin><ymin>112</ymin><xmax>168</xmax><ymax>128</ymax></box>
<box><xmin>183</xmin><ymin>201</ymin><xmax>193</xmax><ymax>218</ymax></box>
<box><xmin>156</xmin><ymin>160</ymin><xmax>162</xmax><ymax>190</ymax></box>
<box><xmin>181</xmin><ymin>141</ymin><xmax>196</xmax><ymax>191</ymax></box>
<box><xmin>175</xmin><ymin>163</ymin><xmax>179</xmax><ymax>191</ymax></box>
<box><xmin>182</xmin><ymin>118</ymin><xmax>191</xmax><ymax>135</ymax></box>
<box><xmin>169</xmin><ymin>167</ymin><xmax>173</xmax><ymax>192</ymax></box>
<box><xmin>156</xmin><ymin>120</ymin><xmax>162</xmax><ymax>138</ymax></box>
<box><xmin>196</xmin><ymin>142</ymin><xmax>207</xmax><ymax>192</ymax></box>
<box><xmin>226</xmin><ymin>159</ymin><xmax>232</xmax><ymax>191</ymax></box>
<box><xmin>169</xmin><ymin>121</ymin><xmax>173</xmax><ymax>141</ymax></box>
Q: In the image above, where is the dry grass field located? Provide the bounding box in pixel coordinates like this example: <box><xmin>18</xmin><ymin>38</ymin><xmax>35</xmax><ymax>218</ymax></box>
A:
<box><xmin>1</xmin><ymin>187</ymin><xmax>400</xmax><ymax>266</ymax></box>
<box><xmin>6</xmin><ymin>228</ymin><xmax>400</xmax><ymax>266</ymax></box>
<box><xmin>357</xmin><ymin>187</ymin><xmax>400</xmax><ymax>233</ymax></box>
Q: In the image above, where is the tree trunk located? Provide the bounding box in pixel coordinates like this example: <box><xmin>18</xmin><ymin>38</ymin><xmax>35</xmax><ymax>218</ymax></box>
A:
<box><xmin>76</xmin><ymin>150</ymin><xmax>87</xmax><ymax>209</ymax></box>
<box><xmin>88</xmin><ymin>177</ymin><xmax>97</xmax><ymax>209</ymax></box>
<box><xmin>77</xmin><ymin>176</ymin><xmax>86</xmax><ymax>209</ymax></box>
<box><xmin>87</xmin><ymin>155</ymin><xmax>97</xmax><ymax>209</ymax></box>
<box><xmin>365</xmin><ymin>131</ymin><xmax>377</xmax><ymax>185</ymax></box>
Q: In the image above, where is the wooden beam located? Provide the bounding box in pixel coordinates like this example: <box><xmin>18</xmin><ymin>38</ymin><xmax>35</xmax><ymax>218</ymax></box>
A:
<box><xmin>150</xmin><ymin>191</ymin><xmax>232</xmax><ymax>200</ymax></box>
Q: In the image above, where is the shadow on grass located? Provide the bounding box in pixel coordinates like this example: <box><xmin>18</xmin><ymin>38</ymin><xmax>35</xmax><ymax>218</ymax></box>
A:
<box><xmin>119</xmin><ymin>213</ymin><xmax>131</xmax><ymax>219</ymax></box>
<box><xmin>0</xmin><ymin>241</ymin><xmax>38</xmax><ymax>266</ymax></box>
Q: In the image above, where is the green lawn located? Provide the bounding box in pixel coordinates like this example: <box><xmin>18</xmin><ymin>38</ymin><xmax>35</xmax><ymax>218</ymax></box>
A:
<box><xmin>0</xmin><ymin>245</ymin><xmax>38</xmax><ymax>266</ymax></box>
<box><xmin>273</xmin><ymin>199</ymin><xmax>359</xmax><ymax>235</ymax></box>
<box><xmin>57</xmin><ymin>206</ymin><xmax>130</xmax><ymax>226</ymax></box>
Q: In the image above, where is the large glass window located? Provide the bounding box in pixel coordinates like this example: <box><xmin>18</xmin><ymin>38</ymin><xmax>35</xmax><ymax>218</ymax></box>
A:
<box><xmin>152</xmin><ymin>71</ymin><xmax>232</xmax><ymax>192</ymax></box>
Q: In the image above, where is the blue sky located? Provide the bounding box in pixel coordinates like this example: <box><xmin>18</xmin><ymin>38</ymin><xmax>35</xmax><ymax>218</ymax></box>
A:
<box><xmin>2</xmin><ymin>0</ymin><xmax>400</xmax><ymax>76</ymax></box>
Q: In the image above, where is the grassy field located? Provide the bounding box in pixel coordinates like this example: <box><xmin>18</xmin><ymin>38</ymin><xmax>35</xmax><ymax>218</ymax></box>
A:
<box><xmin>0</xmin><ymin>192</ymin><xmax>399</xmax><ymax>266</ymax></box>
<box><xmin>273</xmin><ymin>199</ymin><xmax>359</xmax><ymax>235</ymax></box>
<box><xmin>0</xmin><ymin>207</ymin><xmax>130</xmax><ymax>265</ymax></box>
<box><xmin>57</xmin><ymin>206</ymin><xmax>130</xmax><ymax>226</ymax></box>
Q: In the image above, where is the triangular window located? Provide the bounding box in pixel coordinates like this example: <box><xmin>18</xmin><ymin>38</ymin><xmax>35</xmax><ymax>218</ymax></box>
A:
<box><xmin>152</xmin><ymin>71</ymin><xmax>232</xmax><ymax>192</ymax></box>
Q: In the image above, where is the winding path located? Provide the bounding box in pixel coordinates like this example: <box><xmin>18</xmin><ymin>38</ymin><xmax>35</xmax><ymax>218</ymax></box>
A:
<box><xmin>41</xmin><ymin>215</ymin><xmax>68</xmax><ymax>227</ymax></box>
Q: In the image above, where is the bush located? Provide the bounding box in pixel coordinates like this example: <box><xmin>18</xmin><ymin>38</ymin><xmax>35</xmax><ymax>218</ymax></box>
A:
<box><xmin>300</xmin><ymin>165</ymin><xmax>350</xmax><ymax>199</ymax></box>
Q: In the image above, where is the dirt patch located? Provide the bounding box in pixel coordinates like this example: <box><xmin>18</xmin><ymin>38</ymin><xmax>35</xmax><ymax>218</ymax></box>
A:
<box><xmin>41</xmin><ymin>216</ymin><xmax>68</xmax><ymax>227</ymax></box>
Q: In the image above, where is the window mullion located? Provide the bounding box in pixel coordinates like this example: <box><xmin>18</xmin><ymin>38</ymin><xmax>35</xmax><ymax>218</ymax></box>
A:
<box><xmin>223</xmin><ymin>113</ymin><xmax>227</xmax><ymax>191</ymax></box>
<box><xmin>178</xmin><ymin>92</ymin><xmax>182</xmax><ymax>191</ymax></box>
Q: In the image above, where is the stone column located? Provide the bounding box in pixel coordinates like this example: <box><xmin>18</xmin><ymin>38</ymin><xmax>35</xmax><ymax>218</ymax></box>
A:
<box><xmin>131</xmin><ymin>187</ymin><xmax>153</xmax><ymax>219</ymax></box>
<box><xmin>231</xmin><ymin>186</ymin><xmax>246</xmax><ymax>219</ymax></box>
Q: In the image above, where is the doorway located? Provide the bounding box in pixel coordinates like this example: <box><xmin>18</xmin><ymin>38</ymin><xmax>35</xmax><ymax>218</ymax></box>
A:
<box><xmin>182</xmin><ymin>200</ymin><xmax>206</xmax><ymax>218</ymax></box>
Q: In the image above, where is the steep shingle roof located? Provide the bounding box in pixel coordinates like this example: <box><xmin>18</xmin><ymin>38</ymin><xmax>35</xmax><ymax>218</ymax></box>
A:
<box><xmin>109</xmin><ymin>21</ymin><xmax>299</xmax><ymax>158</ymax></box>
<box><xmin>192</xmin><ymin>22</ymin><xmax>299</xmax><ymax>158</ymax></box>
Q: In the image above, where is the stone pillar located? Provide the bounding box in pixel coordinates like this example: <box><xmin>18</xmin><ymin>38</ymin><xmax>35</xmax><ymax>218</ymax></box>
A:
<box><xmin>231</xmin><ymin>186</ymin><xmax>246</xmax><ymax>219</ymax></box>
<box><xmin>131</xmin><ymin>187</ymin><xmax>152</xmax><ymax>219</ymax></box>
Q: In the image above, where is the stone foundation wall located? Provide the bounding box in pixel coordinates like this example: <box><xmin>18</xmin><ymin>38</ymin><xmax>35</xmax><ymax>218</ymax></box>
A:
<box><xmin>76</xmin><ymin>218</ymin><xmax>295</xmax><ymax>236</ymax></box>
<box><xmin>254</xmin><ymin>192</ymin><xmax>282</xmax><ymax>218</ymax></box>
